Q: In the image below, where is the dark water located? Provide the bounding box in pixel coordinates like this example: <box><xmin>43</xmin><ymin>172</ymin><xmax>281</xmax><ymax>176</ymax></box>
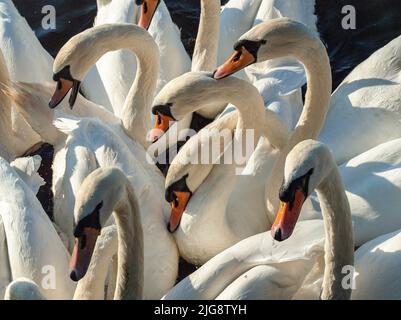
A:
<box><xmin>12</xmin><ymin>0</ymin><xmax>401</xmax><ymax>89</ymax></box>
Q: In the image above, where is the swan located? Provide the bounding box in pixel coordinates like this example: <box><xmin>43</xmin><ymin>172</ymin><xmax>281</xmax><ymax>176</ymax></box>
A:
<box><xmin>161</xmin><ymin>18</ymin><xmax>331</xmax><ymax>265</ymax></box>
<box><xmin>70</xmin><ymin>167</ymin><xmax>145</xmax><ymax>299</ymax></box>
<box><xmin>0</xmin><ymin>0</ymin><xmax>111</xmax><ymax>110</ymax></box>
<box><xmin>49</xmin><ymin>23</ymin><xmax>158</xmax><ymax>149</ymax></box>
<box><xmin>4</xmin><ymin>225</ymin><xmax>119</xmax><ymax>300</ymax></box>
<box><xmin>0</xmin><ymin>155</ymin><xmax>76</xmax><ymax>299</ymax></box>
<box><xmin>48</xmin><ymin>24</ymin><xmax>178</xmax><ymax>299</ymax></box>
<box><xmin>165</xmin><ymin>140</ymin><xmax>353</xmax><ymax>300</ymax></box>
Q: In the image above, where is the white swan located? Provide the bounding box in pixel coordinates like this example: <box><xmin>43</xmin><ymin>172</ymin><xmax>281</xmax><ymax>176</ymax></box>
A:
<box><xmin>214</xmin><ymin>18</ymin><xmax>401</xmax><ymax>231</ymax></box>
<box><xmin>49</xmin><ymin>24</ymin><xmax>178</xmax><ymax>299</ymax></box>
<box><xmin>0</xmin><ymin>0</ymin><xmax>111</xmax><ymax>110</ymax></box>
<box><xmin>161</xmin><ymin>19</ymin><xmax>331</xmax><ymax>265</ymax></box>
<box><xmin>165</xmin><ymin>140</ymin><xmax>353</xmax><ymax>300</ymax></box>
<box><xmin>70</xmin><ymin>167</ymin><xmax>145</xmax><ymax>299</ymax></box>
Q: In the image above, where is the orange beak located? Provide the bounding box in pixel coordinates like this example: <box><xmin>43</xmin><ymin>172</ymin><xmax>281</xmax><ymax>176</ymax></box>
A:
<box><xmin>168</xmin><ymin>191</ymin><xmax>191</xmax><ymax>233</ymax></box>
<box><xmin>149</xmin><ymin>112</ymin><xmax>174</xmax><ymax>142</ymax></box>
<box><xmin>49</xmin><ymin>78</ymin><xmax>74</xmax><ymax>109</ymax></box>
<box><xmin>69</xmin><ymin>227</ymin><xmax>100</xmax><ymax>282</ymax></box>
<box><xmin>138</xmin><ymin>0</ymin><xmax>160</xmax><ymax>30</ymax></box>
<box><xmin>271</xmin><ymin>190</ymin><xmax>306</xmax><ymax>241</ymax></box>
<box><xmin>213</xmin><ymin>47</ymin><xmax>256</xmax><ymax>80</ymax></box>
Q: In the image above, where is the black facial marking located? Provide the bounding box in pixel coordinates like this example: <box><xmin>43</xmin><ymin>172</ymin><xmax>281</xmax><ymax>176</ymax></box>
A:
<box><xmin>279</xmin><ymin>169</ymin><xmax>314</xmax><ymax>209</ymax></box>
<box><xmin>189</xmin><ymin>112</ymin><xmax>214</xmax><ymax>133</ymax></box>
<box><xmin>74</xmin><ymin>202</ymin><xmax>103</xmax><ymax>237</ymax></box>
<box><xmin>53</xmin><ymin>65</ymin><xmax>74</xmax><ymax>82</ymax></box>
<box><xmin>233</xmin><ymin>39</ymin><xmax>266</xmax><ymax>62</ymax></box>
<box><xmin>152</xmin><ymin>103</ymin><xmax>176</xmax><ymax>120</ymax></box>
<box><xmin>135</xmin><ymin>0</ymin><xmax>144</xmax><ymax>5</ymax></box>
<box><xmin>69</xmin><ymin>79</ymin><xmax>81</xmax><ymax>109</ymax></box>
<box><xmin>165</xmin><ymin>174</ymin><xmax>191</xmax><ymax>203</ymax></box>
<box><xmin>155</xmin><ymin>140</ymin><xmax>187</xmax><ymax>177</ymax></box>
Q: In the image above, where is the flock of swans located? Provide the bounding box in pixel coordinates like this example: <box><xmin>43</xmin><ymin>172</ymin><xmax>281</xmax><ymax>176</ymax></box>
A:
<box><xmin>1</xmin><ymin>0</ymin><xmax>401</xmax><ymax>300</ymax></box>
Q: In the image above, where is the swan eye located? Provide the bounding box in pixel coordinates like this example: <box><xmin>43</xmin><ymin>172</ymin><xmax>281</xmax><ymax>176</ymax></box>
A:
<box><xmin>80</xmin><ymin>234</ymin><xmax>87</xmax><ymax>250</ymax></box>
<box><xmin>173</xmin><ymin>193</ymin><xmax>179</xmax><ymax>208</ymax></box>
<box><xmin>233</xmin><ymin>51</ymin><xmax>242</xmax><ymax>62</ymax></box>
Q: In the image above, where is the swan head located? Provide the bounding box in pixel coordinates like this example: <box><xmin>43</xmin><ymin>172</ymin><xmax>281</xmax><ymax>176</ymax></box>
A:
<box><xmin>149</xmin><ymin>71</ymin><xmax>248</xmax><ymax>142</ymax></box>
<box><xmin>136</xmin><ymin>0</ymin><xmax>161</xmax><ymax>30</ymax></box>
<box><xmin>214</xmin><ymin>18</ymin><xmax>318</xmax><ymax>80</ymax></box>
<box><xmin>164</xmin><ymin>129</ymin><xmax>219</xmax><ymax>232</ymax></box>
<box><xmin>70</xmin><ymin>167</ymin><xmax>127</xmax><ymax>282</ymax></box>
<box><xmin>272</xmin><ymin>140</ymin><xmax>334</xmax><ymax>241</ymax></box>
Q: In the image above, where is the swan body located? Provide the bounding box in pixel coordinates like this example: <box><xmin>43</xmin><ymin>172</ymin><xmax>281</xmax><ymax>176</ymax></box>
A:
<box><xmin>0</xmin><ymin>156</ymin><xmax>75</xmax><ymax>300</ymax></box>
<box><xmin>352</xmin><ymin>229</ymin><xmax>401</xmax><ymax>300</ymax></box>
<box><xmin>319</xmin><ymin>35</ymin><xmax>401</xmax><ymax>164</ymax></box>
<box><xmin>164</xmin><ymin>220</ymin><xmax>325</xmax><ymax>300</ymax></box>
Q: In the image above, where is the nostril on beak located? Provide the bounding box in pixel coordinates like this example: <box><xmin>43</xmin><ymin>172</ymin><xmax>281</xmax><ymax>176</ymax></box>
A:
<box><xmin>70</xmin><ymin>270</ymin><xmax>78</xmax><ymax>282</ymax></box>
<box><xmin>273</xmin><ymin>228</ymin><xmax>283</xmax><ymax>242</ymax></box>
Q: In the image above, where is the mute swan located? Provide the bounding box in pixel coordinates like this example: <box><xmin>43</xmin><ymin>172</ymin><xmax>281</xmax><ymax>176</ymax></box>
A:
<box><xmin>214</xmin><ymin>20</ymin><xmax>401</xmax><ymax>225</ymax></box>
<box><xmin>165</xmin><ymin>140</ymin><xmax>353</xmax><ymax>300</ymax></box>
<box><xmin>162</xmin><ymin>19</ymin><xmax>331</xmax><ymax>265</ymax></box>
<box><xmin>49</xmin><ymin>23</ymin><xmax>158</xmax><ymax>148</ymax></box>
<box><xmin>0</xmin><ymin>155</ymin><xmax>76</xmax><ymax>299</ymax></box>
<box><xmin>271</xmin><ymin>140</ymin><xmax>354</xmax><ymax>299</ymax></box>
<box><xmin>0</xmin><ymin>0</ymin><xmax>111</xmax><ymax>111</ymax></box>
<box><xmin>70</xmin><ymin>167</ymin><xmax>145</xmax><ymax>299</ymax></box>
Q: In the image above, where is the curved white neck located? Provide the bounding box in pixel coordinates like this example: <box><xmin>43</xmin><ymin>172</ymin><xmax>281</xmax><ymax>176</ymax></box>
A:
<box><xmin>73</xmin><ymin>226</ymin><xmax>118</xmax><ymax>300</ymax></box>
<box><xmin>64</xmin><ymin>25</ymin><xmax>159</xmax><ymax>148</ymax></box>
<box><xmin>113</xmin><ymin>182</ymin><xmax>144</xmax><ymax>300</ymax></box>
<box><xmin>266</xmin><ymin>39</ymin><xmax>332</xmax><ymax>222</ymax></box>
<box><xmin>212</xmin><ymin>77</ymin><xmax>288</xmax><ymax>150</ymax></box>
<box><xmin>192</xmin><ymin>0</ymin><xmax>220</xmax><ymax>73</ymax></box>
<box><xmin>317</xmin><ymin>167</ymin><xmax>354</xmax><ymax>300</ymax></box>
<box><xmin>192</xmin><ymin>0</ymin><xmax>225</xmax><ymax>119</ymax></box>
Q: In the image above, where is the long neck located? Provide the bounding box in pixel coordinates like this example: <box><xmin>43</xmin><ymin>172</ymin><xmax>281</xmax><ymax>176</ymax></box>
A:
<box><xmin>113</xmin><ymin>182</ymin><xmax>144</xmax><ymax>300</ymax></box>
<box><xmin>68</xmin><ymin>25</ymin><xmax>159</xmax><ymax>148</ymax></box>
<box><xmin>192</xmin><ymin>1</ymin><xmax>225</xmax><ymax>120</ymax></box>
<box><xmin>0</xmin><ymin>52</ymin><xmax>16</xmax><ymax>161</ymax></box>
<box><xmin>218</xmin><ymin>78</ymin><xmax>288</xmax><ymax>150</ymax></box>
<box><xmin>317</xmin><ymin>167</ymin><xmax>354</xmax><ymax>300</ymax></box>
<box><xmin>73</xmin><ymin>226</ymin><xmax>118</xmax><ymax>300</ymax></box>
<box><xmin>192</xmin><ymin>0</ymin><xmax>220</xmax><ymax>72</ymax></box>
<box><xmin>266</xmin><ymin>40</ymin><xmax>332</xmax><ymax>222</ymax></box>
